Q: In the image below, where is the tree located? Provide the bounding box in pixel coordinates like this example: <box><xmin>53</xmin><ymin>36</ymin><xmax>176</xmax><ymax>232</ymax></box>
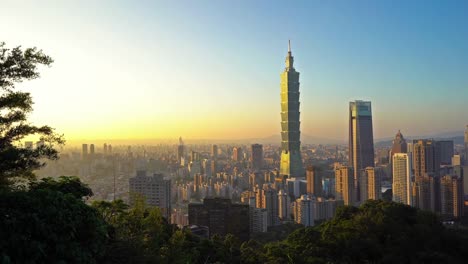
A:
<box><xmin>30</xmin><ymin>176</ymin><xmax>93</xmax><ymax>199</ymax></box>
<box><xmin>0</xmin><ymin>185</ymin><xmax>108</xmax><ymax>263</ymax></box>
<box><xmin>0</xmin><ymin>42</ymin><xmax>63</xmax><ymax>187</ymax></box>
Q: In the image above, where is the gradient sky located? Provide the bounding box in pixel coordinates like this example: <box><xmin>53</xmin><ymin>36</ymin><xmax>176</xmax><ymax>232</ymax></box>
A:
<box><xmin>1</xmin><ymin>0</ymin><xmax>468</xmax><ymax>142</ymax></box>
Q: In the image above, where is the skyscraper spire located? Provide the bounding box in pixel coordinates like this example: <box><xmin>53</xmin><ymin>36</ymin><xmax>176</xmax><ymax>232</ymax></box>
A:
<box><xmin>285</xmin><ymin>40</ymin><xmax>294</xmax><ymax>70</ymax></box>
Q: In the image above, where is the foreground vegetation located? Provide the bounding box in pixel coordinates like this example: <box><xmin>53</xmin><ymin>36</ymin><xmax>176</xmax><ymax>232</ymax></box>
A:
<box><xmin>2</xmin><ymin>176</ymin><xmax>468</xmax><ymax>263</ymax></box>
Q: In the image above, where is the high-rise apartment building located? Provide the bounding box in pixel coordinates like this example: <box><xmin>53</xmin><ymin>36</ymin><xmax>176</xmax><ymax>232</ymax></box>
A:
<box><xmin>335</xmin><ymin>166</ymin><xmax>354</xmax><ymax>205</ymax></box>
<box><xmin>278</xmin><ymin>189</ymin><xmax>291</xmax><ymax>221</ymax></box>
<box><xmin>293</xmin><ymin>194</ymin><xmax>314</xmax><ymax>227</ymax></box>
<box><xmin>129</xmin><ymin>171</ymin><xmax>171</xmax><ymax>218</ymax></box>
<box><xmin>256</xmin><ymin>185</ymin><xmax>279</xmax><ymax>226</ymax></box>
<box><xmin>306</xmin><ymin>166</ymin><xmax>322</xmax><ymax>197</ymax></box>
<box><xmin>279</xmin><ymin>41</ymin><xmax>304</xmax><ymax>178</ymax></box>
<box><xmin>349</xmin><ymin>100</ymin><xmax>375</xmax><ymax>202</ymax></box>
<box><xmin>248</xmin><ymin>197</ymin><xmax>268</xmax><ymax>233</ymax></box>
<box><xmin>211</xmin><ymin>144</ymin><xmax>218</xmax><ymax>160</ymax></box>
<box><xmin>90</xmin><ymin>144</ymin><xmax>95</xmax><ymax>156</ymax></box>
<box><xmin>232</xmin><ymin>147</ymin><xmax>242</xmax><ymax>161</ymax></box>
<box><xmin>392</xmin><ymin>153</ymin><xmax>413</xmax><ymax>206</ymax></box>
<box><xmin>412</xmin><ymin>139</ymin><xmax>441</xmax><ymax>211</ymax></box>
<box><xmin>82</xmin><ymin>144</ymin><xmax>88</xmax><ymax>159</ymax></box>
<box><xmin>440</xmin><ymin>175</ymin><xmax>464</xmax><ymax>219</ymax></box>
<box><xmin>177</xmin><ymin>137</ymin><xmax>184</xmax><ymax>165</ymax></box>
<box><xmin>251</xmin><ymin>144</ymin><xmax>264</xmax><ymax>171</ymax></box>
<box><xmin>103</xmin><ymin>143</ymin><xmax>108</xmax><ymax>154</ymax></box>
<box><xmin>188</xmin><ymin>198</ymin><xmax>250</xmax><ymax>241</ymax></box>
<box><xmin>360</xmin><ymin>167</ymin><xmax>381</xmax><ymax>201</ymax></box>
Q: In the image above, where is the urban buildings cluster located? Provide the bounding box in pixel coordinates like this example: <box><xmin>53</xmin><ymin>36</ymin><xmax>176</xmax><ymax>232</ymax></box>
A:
<box><xmin>33</xmin><ymin>43</ymin><xmax>468</xmax><ymax>241</ymax></box>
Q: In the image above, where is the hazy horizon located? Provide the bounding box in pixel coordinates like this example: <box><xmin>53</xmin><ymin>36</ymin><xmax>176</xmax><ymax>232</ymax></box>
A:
<box><xmin>2</xmin><ymin>0</ymin><xmax>468</xmax><ymax>142</ymax></box>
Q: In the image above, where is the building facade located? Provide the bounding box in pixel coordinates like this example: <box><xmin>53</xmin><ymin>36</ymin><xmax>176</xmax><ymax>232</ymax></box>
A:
<box><xmin>306</xmin><ymin>166</ymin><xmax>322</xmax><ymax>197</ymax></box>
<box><xmin>279</xmin><ymin>41</ymin><xmax>305</xmax><ymax>178</ymax></box>
<box><xmin>251</xmin><ymin>144</ymin><xmax>264</xmax><ymax>171</ymax></box>
<box><xmin>349</xmin><ymin>100</ymin><xmax>375</xmax><ymax>202</ymax></box>
<box><xmin>392</xmin><ymin>153</ymin><xmax>413</xmax><ymax>206</ymax></box>
<box><xmin>129</xmin><ymin>170</ymin><xmax>172</xmax><ymax>218</ymax></box>
<box><xmin>335</xmin><ymin>166</ymin><xmax>355</xmax><ymax>205</ymax></box>
<box><xmin>188</xmin><ymin>197</ymin><xmax>250</xmax><ymax>241</ymax></box>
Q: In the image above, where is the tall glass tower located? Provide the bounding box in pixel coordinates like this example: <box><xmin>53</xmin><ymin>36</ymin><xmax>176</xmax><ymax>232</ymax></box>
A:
<box><xmin>349</xmin><ymin>100</ymin><xmax>375</xmax><ymax>202</ymax></box>
<box><xmin>280</xmin><ymin>41</ymin><xmax>304</xmax><ymax>178</ymax></box>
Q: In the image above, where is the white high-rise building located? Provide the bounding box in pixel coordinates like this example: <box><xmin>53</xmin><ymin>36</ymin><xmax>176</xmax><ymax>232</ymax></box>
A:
<box><xmin>392</xmin><ymin>153</ymin><xmax>413</xmax><ymax>206</ymax></box>
<box><xmin>278</xmin><ymin>189</ymin><xmax>291</xmax><ymax>221</ymax></box>
<box><xmin>293</xmin><ymin>194</ymin><xmax>314</xmax><ymax>227</ymax></box>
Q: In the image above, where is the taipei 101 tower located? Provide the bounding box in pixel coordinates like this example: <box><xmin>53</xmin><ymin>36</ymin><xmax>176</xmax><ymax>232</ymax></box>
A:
<box><xmin>279</xmin><ymin>41</ymin><xmax>305</xmax><ymax>178</ymax></box>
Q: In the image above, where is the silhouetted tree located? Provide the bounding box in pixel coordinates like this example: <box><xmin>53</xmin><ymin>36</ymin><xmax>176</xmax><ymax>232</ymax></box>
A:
<box><xmin>0</xmin><ymin>179</ymin><xmax>107</xmax><ymax>263</ymax></box>
<box><xmin>0</xmin><ymin>42</ymin><xmax>63</xmax><ymax>187</ymax></box>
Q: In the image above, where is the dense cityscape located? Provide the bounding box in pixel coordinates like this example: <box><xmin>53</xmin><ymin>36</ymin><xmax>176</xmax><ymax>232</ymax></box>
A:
<box><xmin>31</xmin><ymin>44</ymin><xmax>468</xmax><ymax>241</ymax></box>
<box><xmin>3</xmin><ymin>1</ymin><xmax>468</xmax><ymax>263</ymax></box>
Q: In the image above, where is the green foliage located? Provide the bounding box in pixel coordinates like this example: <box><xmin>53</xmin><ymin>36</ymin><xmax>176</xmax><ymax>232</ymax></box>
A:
<box><xmin>0</xmin><ymin>42</ymin><xmax>63</xmax><ymax>187</ymax></box>
<box><xmin>0</xmin><ymin>188</ymin><xmax>108</xmax><ymax>263</ymax></box>
<box><xmin>30</xmin><ymin>176</ymin><xmax>93</xmax><ymax>199</ymax></box>
<box><xmin>256</xmin><ymin>200</ymin><xmax>468</xmax><ymax>264</ymax></box>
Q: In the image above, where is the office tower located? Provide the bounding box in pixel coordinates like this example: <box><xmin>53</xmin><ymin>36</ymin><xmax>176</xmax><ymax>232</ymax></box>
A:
<box><xmin>211</xmin><ymin>160</ymin><xmax>217</xmax><ymax>176</ymax></box>
<box><xmin>293</xmin><ymin>194</ymin><xmax>314</xmax><ymax>227</ymax></box>
<box><xmin>314</xmin><ymin>198</ymin><xmax>344</xmax><ymax>221</ymax></box>
<box><xmin>211</xmin><ymin>144</ymin><xmax>218</xmax><ymax>160</ymax></box>
<box><xmin>177</xmin><ymin>137</ymin><xmax>184</xmax><ymax>164</ymax></box>
<box><xmin>251</xmin><ymin>144</ymin><xmax>264</xmax><ymax>171</ymax></box>
<box><xmin>391</xmin><ymin>130</ymin><xmax>407</xmax><ymax>156</ymax></box>
<box><xmin>465</xmin><ymin>125</ymin><xmax>468</xmax><ymax>164</ymax></box>
<box><xmin>438</xmin><ymin>140</ymin><xmax>454</xmax><ymax>165</ymax></box>
<box><xmin>232</xmin><ymin>147</ymin><xmax>242</xmax><ymax>161</ymax></box>
<box><xmin>440</xmin><ymin>175</ymin><xmax>464</xmax><ymax>219</ymax></box>
<box><xmin>248</xmin><ymin>197</ymin><xmax>268</xmax><ymax>233</ymax></box>
<box><xmin>103</xmin><ymin>143</ymin><xmax>108</xmax><ymax>154</ymax></box>
<box><xmin>349</xmin><ymin>100</ymin><xmax>375</xmax><ymax>202</ymax></box>
<box><xmin>129</xmin><ymin>171</ymin><xmax>171</xmax><ymax>218</ymax></box>
<box><xmin>279</xmin><ymin>41</ymin><xmax>305</xmax><ymax>178</ymax></box>
<box><xmin>256</xmin><ymin>185</ymin><xmax>279</xmax><ymax>226</ymax></box>
<box><xmin>108</xmin><ymin>144</ymin><xmax>112</xmax><ymax>154</ymax></box>
<box><xmin>82</xmin><ymin>144</ymin><xmax>88</xmax><ymax>159</ymax></box>
<box><xmin>306</xmin><ymin>166</ymin><xmax>322</xmax><ymax>197</ymax></box>
<box><xmin>335</xmin><ymin>166</ymin><xmax>354</xmax><ymax>205</ymax></box>
<box><xmin>412</xmin><ymin>139</ymin><xmax>441</xmax><ymax>211</ymax></box>
<box><xmin>90</xmin><ymin>144</ymin><xmax>95</xmax><ymax>156</ymax></box>
<box><xmin>392</xmin><ymin>153</ymin><xmax>413</xmax><ymax>206</ymax></box>
<box><xmin>278</xmin><ymin>189</ymin><xmax>291</xmax><ymax>220</ymax></box>
<box><xmin>360</xmin><ymin>167</ymin><xmax>381</xmax><ymax>201</ymax></box>
<box><xmin>188</xmin><ymin>197</ymin><xmax>250</xmax><ymax>241</ymax></box>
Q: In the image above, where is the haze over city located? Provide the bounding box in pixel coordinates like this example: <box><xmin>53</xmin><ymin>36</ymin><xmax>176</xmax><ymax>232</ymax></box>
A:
<box><xmin>2</xmin><ymin>0</ymin><xmax>467</xmax><ymax>144</ymax></box>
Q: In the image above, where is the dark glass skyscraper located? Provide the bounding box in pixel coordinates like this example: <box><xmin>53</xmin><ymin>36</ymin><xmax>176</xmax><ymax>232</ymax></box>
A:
<box><xmin>349</xmin><ymin>100</ymin><xmax>375</xmax><ymax>201</ymax></box>
<box><xmin>464</xmin><ymin>125</ymin><xmax>468</xmax><ymax>164</ymax></box>
<box><xmin>280</xmin><ymin>41</ymin><xmax>304</xmax><ymax>178</ymax></box>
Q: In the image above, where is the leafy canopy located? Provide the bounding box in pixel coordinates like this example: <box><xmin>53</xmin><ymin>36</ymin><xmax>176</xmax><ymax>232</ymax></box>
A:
<box><xmin>0</xmin><ymin>42</ymin><xmax>63</xmax><ymax>186</ymax></box>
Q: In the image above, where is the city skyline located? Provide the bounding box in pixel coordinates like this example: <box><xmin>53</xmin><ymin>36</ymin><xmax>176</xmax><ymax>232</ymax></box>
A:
<box><xmin>2</xmin><ymin>1</ymin><xmax>468</xmax><ymax>142</ymax></box>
